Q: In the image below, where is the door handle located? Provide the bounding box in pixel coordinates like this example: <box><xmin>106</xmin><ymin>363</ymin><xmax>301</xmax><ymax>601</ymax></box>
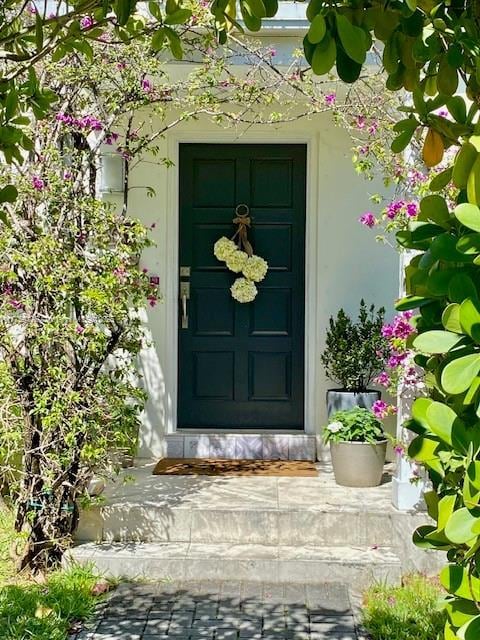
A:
<box><xmin>180</xmin><ymin>281</ymin><xmax>190</xmax><ymax>329</ymax></box>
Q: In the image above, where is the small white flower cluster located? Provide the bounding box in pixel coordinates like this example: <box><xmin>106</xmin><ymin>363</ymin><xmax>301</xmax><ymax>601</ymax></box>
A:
<box><xmin>213</xmin><ymin>236</ymin><xmax>268</xmax><ymax>303</ymax></box>
<box><xmin>327</xmin><ymin>421</ymin><xmax>343</xmax><ymax>433</ymax></box>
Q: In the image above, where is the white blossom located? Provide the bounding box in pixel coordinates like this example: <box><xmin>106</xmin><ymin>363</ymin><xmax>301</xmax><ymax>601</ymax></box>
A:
<box><xmin>214</xmin><ymin>236</ymin><xmax>237</xmax><ymax>262</ymax></box>
<box><xmin>327</xmin><ymin>421</ymin><xmax>343</xmax><ymax>433</ymax></box>
<box><xmin>231</xmin><ymin>277</ymin><xmax>257</xmax><ymax>303</ymax></box>
<box><xmin>242</xmin><ymin>255</ymin><xmax>268</xmax><ymax>282</ymax></box>
<box><xmin>226</xmin><ymin>250</ymin><xmax>249</xmax><ymax>273</ymax></box>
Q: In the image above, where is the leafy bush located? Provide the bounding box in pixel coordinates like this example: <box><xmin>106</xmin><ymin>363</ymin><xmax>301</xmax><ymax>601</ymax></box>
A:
<box><xmin>321</xmin><ymin>300</ymin><xmax>387</xmax><ymax>392</ymax></box>
<box><xmin>362</xmin><ymin>574</ymin><xmax>445</xmax><ymax>640</ymax></box>
<box><xmin>323</xmin><ymin>407</ymin><xmax>384</xmax><ymax>444</ymax></box>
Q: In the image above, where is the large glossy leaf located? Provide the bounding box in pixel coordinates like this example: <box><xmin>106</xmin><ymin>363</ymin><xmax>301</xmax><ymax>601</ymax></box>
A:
<box><xmin>413</xmin><ymin>330</ymin><xmax>463</xmax><ymax>354</ymax></box>
<box><xmin>455</xmin><ymin>203</ymin><xmax>480</xmax><ymax>232</ymax></box>
<box><xmin>430</xmin><ymin>233</ymin><xmax>474</xmax><ymax>262</ymax></box>
<box><xmin>311</xmin><ymin>34</ymin><xmax>337</xmax><ymax>75</ymax></box>
<box><xmin>457</xmin><ymin>233</ymin><xmax>480</xmax><ymax>255</ymax></box>
<box><xmin>449</xmin><ymin>274</ymin><xmax>478</xmax><ymax>303</ymax></box>
<box><xmin>445</xmin><ymin>507</ymin><xmax>479</xmax><ymax>544</ymax></box>
<box><xmin>441</xmin><ymin>354</ymin><xmax>480</xmax><ymax>394</ymax></box>
<box><xmin>441</xmin><ymin>565</ymin><xmax>480</xmax><ymax>601</ymax></box>
<box><xmin>458</xmin><ymin>615</ymin><xmax>480</xmax><ymax>640</ymax></box>
<box><xmin>426</xmin><ymin>401</ymin><xmax>468</xmax><ymax>451</ymax></box>
<box><xmin>335</xmin><ymin>14</ymin><xmax>366</xmax><ymax>64</ymax></box>
<box><xmin>460</xmin><ymin>298</ymin><xmax>480</xmax><ymax>342</ymax></box>
<box><xmin>418</xmin><ymin>194</ymin><xmax>450</xmax><ymax>226</ymax></box>
<box><xmin>411</xmin><ymin>397</ymin><xmax>434</xmax><ymax>429</ymax></box>
<box><xmin>444</xmin><ymin>598</ymin><xmax>480</xmax><ymax>629</ymax></box>
<box><xmin>443</xmin><ymin>304</ymin><xmax>462</xmax><ymax>333</ymax></box>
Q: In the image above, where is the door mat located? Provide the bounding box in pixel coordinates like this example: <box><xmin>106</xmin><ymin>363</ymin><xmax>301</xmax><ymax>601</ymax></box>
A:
<box><xmin>152</xmin><ymin>458</ymin><xmax>318</xmax><ymax>477</ymax></box>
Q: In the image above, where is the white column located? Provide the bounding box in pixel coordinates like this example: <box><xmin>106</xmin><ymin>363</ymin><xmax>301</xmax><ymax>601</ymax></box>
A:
<box><xmin>392</xmin><ymin>250</ymin><xmax>426</xmax><ymax>511</ymax></box>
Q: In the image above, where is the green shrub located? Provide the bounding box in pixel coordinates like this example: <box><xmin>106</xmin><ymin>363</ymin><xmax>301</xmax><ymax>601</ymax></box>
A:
<box><xmin>321</xmin><ymin>300</ymin><xmax>387</xmax><ymax>392</ymax></box>
<box><xmin>362</xmin><ymin>575</ymin><xmax>446</xmax><ymax>640</ymax></box>
<box><xmin>323</xmin><ymin>407</ymin><xmax>384</xmax><ymax>444</ymax></box>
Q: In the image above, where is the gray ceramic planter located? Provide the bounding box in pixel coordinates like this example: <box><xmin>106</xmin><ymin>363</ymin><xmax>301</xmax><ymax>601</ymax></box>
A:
<box><xmin>326</xmin><ymin>389</ymin><xmax>380</xmax><ymax>418</ymax></box>
<box><xmin>330</xmin><ymin>440</ymin><xmax>387</xmax><ymax>487</ymax></box>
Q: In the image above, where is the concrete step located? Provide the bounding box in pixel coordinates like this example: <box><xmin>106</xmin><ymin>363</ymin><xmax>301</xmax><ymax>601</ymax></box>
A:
<box><xmin>77</xmin><ymin>503</ymin><xmax>395</xmax><ymax>547</ymax></box>
<box><xmin>68</xmin><ymin>542</ymin><xmax>401</xmax><ymax>588</ymax></box>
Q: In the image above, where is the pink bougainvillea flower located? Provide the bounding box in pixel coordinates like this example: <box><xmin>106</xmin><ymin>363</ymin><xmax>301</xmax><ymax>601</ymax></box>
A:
<box><xmin>32</xmin><ymin>176</ymin><xmax>45</xmax><ymax>191</ymax></box>
<box><xmin>147</xmin><ymin>295</ymin><xmax>157</xmax><ymax>307</ymax></box>
<box><xmin>325</xmin><ymin>93</ymin><xmax>336</xmax><ymax>106</ymax></box>
<box><xmin>75</xmin><ymin>325</ymin><xmax>85</xmax><ymax>334</ymax></box>
<box><xmin>394</xmin><ymin>444</ymin><xmax>405</xmax><ymax>456</ymax></box>
<box><xmin>80</xmin><ymin>15</ymin><xmax>94</xmax><ymax>29</ymax></box>
<box><xmin>375</xmin><ymin>371</ymin><xmax>391</xmax><ymax>387</ymax></box>
<box><xmin>141</xmin><ymin>78</ymin><xmax>153</xmax><ymax>93</ymax></box>
<box><xmin>406</xmin><ymin>202</ymin><xmax>418</xmax><ymax>217</ymax></box>
<box><xmin>355</xmin><ymin>115</ymin><xmax>366</xmax><ymax>129</ymax></box>
<box><xmin>117</xmin><ymin>61</ymin><xmax>127</xmax><ymax>70</ymax></box>
<box><xmin>8</xmin><ymin>299</ymin><xmax>24</xmax><ymax>310</ymax></box>
<box><xmin>368</xmin><ymin>121</ymin><xmax>378</xmax><ymax>135</ymax></box>
<box><xmin>359</xmin><ymin>212</ymin><xmax>376</xmax><ymax>228</ymax></box>
<box><xmin>372</xmin><ymin>400</ymin><xmax>397</xmax><ymax>419</ymax></box>
<box><xmin>27</xmin><ymin>2</ymin><xmax>37</xmax><ymax>14</ymax></box>
<box><xmin>63</xmin><ymin>170</ymin><xmax>72</xmax><ymax>180</ymax></box>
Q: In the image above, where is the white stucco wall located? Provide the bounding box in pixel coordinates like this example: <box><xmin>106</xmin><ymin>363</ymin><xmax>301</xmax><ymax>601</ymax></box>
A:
<box><xmin>105</xmin><ymin>107</ymin><xmax>398</xmax><ymax>458</ymax></box>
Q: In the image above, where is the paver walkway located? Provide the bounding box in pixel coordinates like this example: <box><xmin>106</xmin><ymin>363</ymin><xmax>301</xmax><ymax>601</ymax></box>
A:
<box><xmin>72</xmin><ymin>581</ymin><xmax>362</xmax><ymax>640</ymax></box>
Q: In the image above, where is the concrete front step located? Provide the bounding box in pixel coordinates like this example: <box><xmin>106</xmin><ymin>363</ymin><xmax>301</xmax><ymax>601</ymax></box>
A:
<box><xmin>77</xmin><ymin>504</ymin><xmax>396</xmax><ymax>547</ymax></box>
<box><xmin>68</xmin><ymin>542</ymin><xmax>402</xmax><ymax>588</ymax></box>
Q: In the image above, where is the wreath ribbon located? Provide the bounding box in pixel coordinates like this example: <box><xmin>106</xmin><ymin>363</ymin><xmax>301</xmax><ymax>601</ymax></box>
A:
<box><xmin>231</xmin><ymin>204</ymin><xmax>253</xmax><ymax>256</ymax></box>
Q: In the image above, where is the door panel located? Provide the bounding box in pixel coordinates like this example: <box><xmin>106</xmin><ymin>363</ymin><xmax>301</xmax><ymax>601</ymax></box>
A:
<box><xmin>178</xmin><ymin>143</ymin><xmax>306</xmax><ymax>429</ymax></box>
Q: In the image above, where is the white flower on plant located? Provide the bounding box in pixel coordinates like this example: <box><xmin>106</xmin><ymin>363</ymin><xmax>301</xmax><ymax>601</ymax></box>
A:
<box><xmin>214</xmin><ymin>236</ymin><xmax>237</xmax><ymax>261</ymax></box>
<box><xmin>242</xmin><ymin>255</ymin><xmax>268</xmax><ymax>282</ymax></box>
<box><xmin>231</xmin><ymin>277</ymin><xmax>257</xmax><ymax>303</ymax></box>
<box><xmin>327</xmin><ymin>421</ymin><xmax>343</xmax><ymax>433</ymax></box>
<box><xmin>226</xmin><ymin>250</ymin><xmax>249</xmax><ymax>273</ymax></box>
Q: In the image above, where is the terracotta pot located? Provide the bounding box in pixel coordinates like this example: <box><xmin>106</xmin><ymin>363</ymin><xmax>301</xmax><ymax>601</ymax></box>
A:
<box><xmin>330</xmin><ymin>440</ymin><xmax>387</xmax><ymax>487</ymax></box>
<box><xmin>326</xmin><ymin>389</ymin><xmax>380</xmax><ymax>418</ymax></box>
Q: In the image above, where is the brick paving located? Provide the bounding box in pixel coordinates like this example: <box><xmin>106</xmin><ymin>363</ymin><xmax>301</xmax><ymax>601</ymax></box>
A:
<box><xmin>72</xmin><ymin>581</ymin><xmax>360</xmax><ymax>640</ymax></box>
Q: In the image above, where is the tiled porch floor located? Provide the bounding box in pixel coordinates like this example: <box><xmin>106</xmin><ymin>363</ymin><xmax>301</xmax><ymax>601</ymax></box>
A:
<box><xmin>98</xmin><ymin>460</ymin><xmax>394</xmax><ymax>513</ymax></box>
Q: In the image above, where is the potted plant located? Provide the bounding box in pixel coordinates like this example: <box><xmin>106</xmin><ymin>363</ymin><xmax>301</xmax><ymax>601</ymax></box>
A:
<box><xmin>321</xmin><ymin>300</ymin><xmax>387</xmax><ymax>417</ymax></box>
<box><xmin>324</xmin><ymin>407</ymin><xmax>387</xmax><ymax>487</ymax></box>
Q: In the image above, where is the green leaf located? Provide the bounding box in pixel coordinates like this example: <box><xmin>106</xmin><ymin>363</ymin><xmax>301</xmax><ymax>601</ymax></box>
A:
<box><xmin>307</xmin><ymin>14</ymin><xmax>326</xmax><ymax>44</ymax></box>
<box><xmin>447</xmin><ymin>96</ymin><xmax>467</xmax><ymax>124</ymax></box>
<box><xmin>457</xmin><ymin>234</ymin><xmax>480</xmax><ymax>255</ymax></box>
<box><xmin>311</xmin><ymin>34</ymin><xmax>336</xmax><ymax>76</ymax></box>
<box><xmin>164</xmin><ymin>9</ymin><xmax>192</xmax><ymax>24</ymax></box>
<box><xmin>460</xmin><ymin>298</ymin><xmax>480</xmax><ymax>342</ymax></box>
<box><xmin>418</xmin><ymin>194</ymin><xmax>450</xmax><ymax>226</ymax></box>
<box><xmin>430</xmin><ymin>167</ymin><xmax>453</xmax><ymax>192</ymax></box>
<box><xmin>306</xmin><ymin>0</ymin><xmax>323</xmax><ymax>22</ymax></box>
<box><xmin>458</xmin><ymin>615</ymin><xmax>480</xmax><ymax>640</ymax></box>
<box><xmin>441</xmin><ymin>354</ymin><xmax>480</xmax><ymax>394</ymax></box>
<box><xmin>151</xmin><ymin>28</ymin><xmax>165</xmax><ymax>50</ymax></box>
<box><xmin>443</xmin><ymin>303</ymin><xmax>462</xmax><ymax>333</ymax></box>
<box><xmin>438</xmin><ymin>494</ymin><xmax>457</xmax><ymax>530</ymax></box>
<box><xmin>441</xmin><ymin>565</ymin><xmax>480</xmax><ymax>601</ymax></box>
<box><xmin>0</xmin><ymin>185</ymin><xmax>18</xmax><ymax>203</ymax></box>
<box><xmin>445</xmin><ymin>507</ymin><xmax>478</xmax><ymax>544</ymax></box>
<box><xmin>395</xmin><ymin>295</ymin><xmax>432</xmax><ymax>311</ymax></box>
<box><xmin>335</xmin><ymin>14</ymin><xmax>366</xmax><ymax>65</ymax></box>
<box><xmin>413</xmin><ymin>330</ymin><xmax>463</xmax><ymax>354</ymax></box>
<box><xmin>164</xmin><ymin>26</ymin><xmax>183</xmax><ymax>59</ymax></box>
<box><xmin>411</xmin><ymin>397</ymin><xmax>434</xmax><ymax>430</ymax></box>
<box><xmin>455</xmin><ymin>203</ymin><xmax>480</xmax><ymax>232</ymax></box>
<box><xmin>426</xmin><ymin>401</ymin><xmax>467</xmax><ymax>449</ymax></box>
<box><xmin>449</xmin><ymin>273</ymin><xmax>478</xmax><ymax>303</ymax></box>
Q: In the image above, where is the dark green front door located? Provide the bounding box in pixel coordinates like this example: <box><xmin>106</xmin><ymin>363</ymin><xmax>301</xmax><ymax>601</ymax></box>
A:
<box><xmin>178</xmin><ymin>144</ymin><xmax>306</xmax><ymax>429</ymax></box>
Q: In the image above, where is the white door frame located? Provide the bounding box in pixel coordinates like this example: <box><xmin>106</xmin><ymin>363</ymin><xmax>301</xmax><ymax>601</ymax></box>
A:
<box><xmin>163</xmin><ymin>129</ymin><xmax>320</xmax><ymax>435</ymax></box>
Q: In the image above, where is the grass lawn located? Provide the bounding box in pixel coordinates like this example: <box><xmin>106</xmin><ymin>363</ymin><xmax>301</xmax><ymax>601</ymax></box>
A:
<box><xmin>0</xmin><ymin>505</ymin><xmax>106</xmax><ymax>640</ymax></box>
<box><xmin>362</xmin><ymin>574</ymin><xmax>446</xmax><ymax>640</ymax></box>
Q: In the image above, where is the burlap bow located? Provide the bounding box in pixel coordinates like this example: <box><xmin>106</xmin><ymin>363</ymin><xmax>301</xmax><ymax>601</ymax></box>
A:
<box><xmin>232</xmin><ymin>205</ymin><xmax>253</xmax><ymax>256</ymax></box>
